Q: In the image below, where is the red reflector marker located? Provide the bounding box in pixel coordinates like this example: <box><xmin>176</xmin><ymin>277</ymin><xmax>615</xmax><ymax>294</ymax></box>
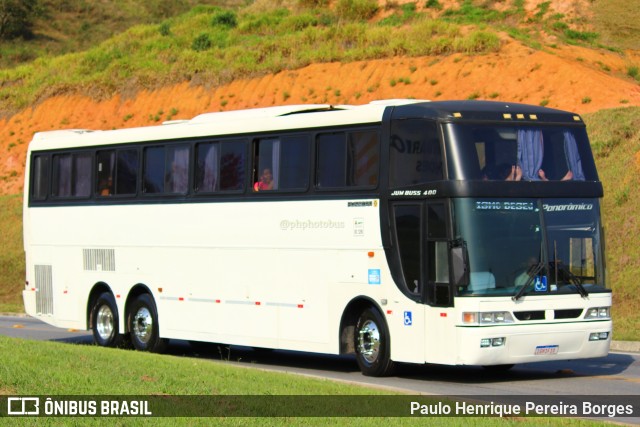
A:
<box><xmin>297</xmin><ymin>304</ymin><xmax>304</xmax><ymax>309</ymax></box>
<box><xmin>440</xmin><ymin>312</ymin><xmax>447</xmax><ymax>317</ymax></box>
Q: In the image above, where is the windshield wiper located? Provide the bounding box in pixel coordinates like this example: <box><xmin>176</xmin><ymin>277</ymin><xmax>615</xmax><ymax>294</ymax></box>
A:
<box><xmin>553</xmin><ymin>262</ymin><xmax>589</xmax><ymax>298</ymax></box>
<box><xmin>512</xmin><ymin>261</ymin><xmax>545</xmax><ymax>301</ymax></box>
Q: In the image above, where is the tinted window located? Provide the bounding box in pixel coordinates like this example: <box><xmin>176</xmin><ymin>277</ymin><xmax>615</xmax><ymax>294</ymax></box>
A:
<box><xmin>390</xmin><ymin>119</ymin><xmax>442</xmax><ymax>186</ymax></box>
<box><xmin>143</xmin><ymin>146</ymin><xmax>164</xmax><ymax>194</ymax></box>
<box><xmin>196</xmin><ymin>140</ymin><xmax>246</xmax><ymax>193</ymax></box>
<box><xmin>143</xmin><ymin>144</ymin><xmax>189</xmax><ymax>194</ymax></box>
<box><xmin>317</xmin><ymin>130</ymin><xmax>379</xmax><ymax>189</ymax></box>
<box><xmin>98</xmin><ymin>149</ymin><xmax>138</xmax><ymax>196</ymax></box>
<box><xmin>317</xmin><ymin>133</ymin><xmax>345</xmax><ymax>189</ymax></box>
<box><xmin>116</xmin><ymin>149</ymin><xmax>138</xmax><ymax>195</ymax></box>
<box><xmin>444</xmin><ymin>124</ymin><xmax>597</xmax><ymax>181</ymax></box>
<box><xmin>165</xmin><ymin>145</ymin><xmax>189</xmax><ymax>194</ymax></box>
<box><xmin>253</xmin><ymin>136</ymin><xmax>310</xmax><ymax>192</ymax></box>
<box><xmin>394</xmin><ymin>204</ymin><xmax>421</xmax><ymax>295</ymax></box>
<box><xmin>31</xmin><ymin>155</ymin><xmax>49</xmax><ymax>201</ymax></box>
<box><xmin>52</xmin><ymin>152</ymin><xmax>91</xmax><ymax>197</ymax></box>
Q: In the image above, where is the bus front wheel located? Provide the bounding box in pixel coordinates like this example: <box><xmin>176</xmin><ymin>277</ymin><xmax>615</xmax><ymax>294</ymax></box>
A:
<box><xmin>355</xmin><ymin>307</ymin><xmax>395</xmax><ymax>377</ymax></box>
<box><xmin>91</xmin><ymin>292</ymin><xmax>125</xmax><ymax>348</ymax></box>
<box><xmin>129</xmin><ymin>294</ymin><xmax>167</xmax><ymax>353</ymax></box>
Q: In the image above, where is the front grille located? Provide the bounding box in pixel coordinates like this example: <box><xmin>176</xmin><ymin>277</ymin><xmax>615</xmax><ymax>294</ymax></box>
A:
<box><xmin>554</xmin><ymin>309</ymin><xmax>583</xmax><ymax>319</ymax></box>
<box><xmin>513</xmin><ymin>310</ymin><xmax>545</xmax><ymax>321</ymax></box>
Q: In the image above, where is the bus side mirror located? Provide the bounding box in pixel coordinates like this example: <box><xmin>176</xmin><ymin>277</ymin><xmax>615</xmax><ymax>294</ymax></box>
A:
<box><xmin>450</xmin><ymin>239</ymin><xmax>470</xmax><ymax>288</ymax></box>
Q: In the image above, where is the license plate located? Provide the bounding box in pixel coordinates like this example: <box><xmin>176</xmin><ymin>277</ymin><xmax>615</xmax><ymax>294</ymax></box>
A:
<box><xmin>535</xmin><ymin>345</ymin><xmax>559</xmax><ymax>355</ymax></box>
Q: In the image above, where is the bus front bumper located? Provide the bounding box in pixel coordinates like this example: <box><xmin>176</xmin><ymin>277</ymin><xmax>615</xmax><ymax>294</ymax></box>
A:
<box><xmin>455</xmin><ymin>321</ymin><xmax>612</xmax><ymax>366</ymax></box>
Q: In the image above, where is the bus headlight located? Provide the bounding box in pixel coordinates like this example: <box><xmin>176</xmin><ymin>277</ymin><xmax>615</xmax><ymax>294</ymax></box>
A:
<box><xmin>589</xmin><ymin>332</ymin><xmax>609</xmax><ymax>341</ymax></box>
<box><xmin>480</xmin><ymin>337</ymin><xmax>506</xmax><ymax>348</ymax></box>
<box><xmin>463</xmin><ymin>311</ymin><xmax>515</xmax><ymax>325</ymax></box>
<box><xmin>584</xmin><ymin>307</ymin><xmax>610</xmax><ymax>319</ymax></box>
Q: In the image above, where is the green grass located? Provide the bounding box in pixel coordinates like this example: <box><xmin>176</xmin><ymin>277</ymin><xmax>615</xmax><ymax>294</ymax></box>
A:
<box><xmin>0</xmin><ymin>195</ymin><xmax>23</xmax><ymax>313</ymax></box>
<box><xmin>0</xmin><ymin>0</ymin><xmax>242</xmax><ymax>69</ymax></box>
<box><xmin>0</xmin><ymin>3</ymin><xmax>501</xmax><ymax>114</ymax></box>
<box><xmin>584</xmin><ymin>107</ymin><xmax>640</xmax><ymax>341</ymax></box>
<box><xmin>0</xmin><ymin>336</ymin><xmax>611</xmax><ymax>425</ymax></box>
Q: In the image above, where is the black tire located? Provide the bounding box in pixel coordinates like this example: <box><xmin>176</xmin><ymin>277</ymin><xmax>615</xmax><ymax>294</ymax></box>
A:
<box><xmin>91</xmin><ymin>292</ymin><xmax>125</xmax><ymax>348</ymax></box>
<box><xmin>128</xmin><ymin>293</ymin><xmax>167</xmax><ymax>353</ymax></box>
<box><xmin>354</xmin><ymin>307</ymin><xmax>395</xmax><ymax>377</ymax></box>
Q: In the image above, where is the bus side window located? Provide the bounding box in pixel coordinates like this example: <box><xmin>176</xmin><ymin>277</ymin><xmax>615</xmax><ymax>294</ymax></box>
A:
<box><xmin>394</xmin><ymin>204</ymin><xmax>422</xmax><ymax>296</ymax></box>
<box><xmin>279</xmin><ymin>135</ymin><xmax>310</xmax><ymax>190</ymax></box>
<box><xmin>390</xmin><ymin>119</ymin><xmax>442</xmax><ymax>186</ymax></box>
<box><xmin>196</xmin><ymin>140</ymin><xmax>246</xmax><ymax>193</ymax></box>
<box><xmin>165</xmin><ymin>145</ymin><xmax>189</xmax><ymax>194</ymax></box>
<box><xmin>115</xmin><ymin>149</ymin><xmax>138</xmax><ymax>195</ymax></box>
<box><xmin>31</xmin><ymin>155</ymin><xmax>50</xmax><ymax>201</ymax></box>
<box><xmin>143</xmin><ymin>146</ymin><xmax>165</xmax><ymax>194</ymax></box>
<box><xmin>316</xmin><ymin>132</ymin><xmax>346</xmax><ymax>189</ymax></box>
<box><xmin>96</xmin><ymin>150</ymin><xmax>115</xmax><ymax>196</ymax></box>
<box><xmin>143</xmin><ymin>144</ymin><xmax>189</xmax><ymax>194</ymax></box>
<box><xmin>316</xmin><ymin>130</ymin><xmax>379</xmax><ymax>189</ymax></box>
<box><xmin>253</xmin><ymin>139</ymin><xmax>279</xmax><ymax>191</ymax></box>
<box><xmin>52</xmin><ymin>152</ymin><xmax>92</xmax><ymax>198</ymax></box>
<box><xmin>348</xmin><ymin>130</ymin><xmax>379</xmax><ymax>187</ymax></box>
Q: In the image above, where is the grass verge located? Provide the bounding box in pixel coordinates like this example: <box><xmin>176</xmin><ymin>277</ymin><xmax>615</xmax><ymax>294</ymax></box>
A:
<box><xmin>0</xmin><ymin>336</ymin><xmax>610</xmax><ymax>426</ymax></box>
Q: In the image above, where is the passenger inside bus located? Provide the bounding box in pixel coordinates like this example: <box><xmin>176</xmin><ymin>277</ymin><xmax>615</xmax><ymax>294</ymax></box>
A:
<box><xmin>253</xmin><ymin>168</ymin><xmax>274</xmax><ymax>191</ymax></box>
<box><xmin>98</xmin><ymin>177</ymin><xmax>113</xmax><ymax>196</ymax></box>
<box><xmin>476</xmin><ymin>128</ymin><xmax>585</xmax><ymax>182</ymax></box>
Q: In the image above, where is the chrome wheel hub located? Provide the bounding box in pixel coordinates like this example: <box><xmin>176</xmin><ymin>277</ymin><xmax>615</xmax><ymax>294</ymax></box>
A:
<box><xmin>357</xmin><ymin>319</ymin><xmax>380</xmax><ymax>364</ymax></box>
<box><xmin>96</xmin><ymin>305</ymin><xmax>114</xmax><ymax>340</ymax></box>
<box><xmin>133</xmin><ymin>307</ymin><xmax>153</xmax><ymax>344</ymax></box>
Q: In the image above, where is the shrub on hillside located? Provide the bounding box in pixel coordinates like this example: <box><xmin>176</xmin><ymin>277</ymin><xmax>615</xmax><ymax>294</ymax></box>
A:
<box><xmin>335</xmin><ymin>0</ymin><xmax>378</xmax><ymax>21</ymax></box>
<box><xmin>211</xmin><ymin>10</ymin><xmax>238</xmax><ymax>29</ymax></box>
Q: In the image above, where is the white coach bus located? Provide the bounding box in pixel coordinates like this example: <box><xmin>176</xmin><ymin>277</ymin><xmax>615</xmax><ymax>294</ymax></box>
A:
<box><xmin>23</xmin><ymin>100</ymin><xmax>611</xmax><ymax>376</ymax></box>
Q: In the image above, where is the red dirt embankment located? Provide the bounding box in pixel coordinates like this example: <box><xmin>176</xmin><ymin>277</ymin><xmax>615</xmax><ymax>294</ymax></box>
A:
<box><xmin>1</xmin><ymin>39</ymin><xmax>640</xmax><ymax>195</ymax></box>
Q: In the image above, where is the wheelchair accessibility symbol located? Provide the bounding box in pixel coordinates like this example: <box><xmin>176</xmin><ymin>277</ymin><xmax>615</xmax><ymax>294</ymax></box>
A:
<box><xmin>534</xmin><ymin>276</ymin><xmax>548</xmax><ymax>292</ymax></box>
<box><xmin>404</xmin><ymin>311</ymin><xmax>412</xmax><ymax>326</ymax></box>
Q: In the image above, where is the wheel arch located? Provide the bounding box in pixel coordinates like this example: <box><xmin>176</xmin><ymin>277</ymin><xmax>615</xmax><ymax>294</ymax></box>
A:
<box><xmin>86</xmin><ymin>282</ymin><xmax>114</xmax><ymax>331</ymax></box>
<box><xmin>124</xmin><ymin>283</ymin><xmax>155</xmax><ymax>331</ymax></box>
<box><xmin>338</xmin><ymin>296</ymin><xmax>386</xmax><ymax>355</ymax></box>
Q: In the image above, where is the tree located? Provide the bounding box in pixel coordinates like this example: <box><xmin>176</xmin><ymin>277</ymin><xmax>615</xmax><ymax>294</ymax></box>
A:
<box><xmin>0</xmin><ymin>0</ymin><xmax>43</xmax><ymax>40</ymax></box>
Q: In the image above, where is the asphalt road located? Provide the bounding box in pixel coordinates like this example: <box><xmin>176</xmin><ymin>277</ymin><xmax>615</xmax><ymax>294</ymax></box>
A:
<box><xmin>2</xmin><ymin>315</ymin><xmax>638</xmax><ymax>423</ymax></box>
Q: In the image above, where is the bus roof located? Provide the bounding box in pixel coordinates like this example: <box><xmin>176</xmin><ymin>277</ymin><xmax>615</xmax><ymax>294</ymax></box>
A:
<box><xmin>391</xmin><ymin>100</ymin><xmax>584</xmax><ymax>124</ymax></box>
<box><xmin>28</xmin><ymin>99</ymin><xmax>583</xmax><ymax>151</ymax></box>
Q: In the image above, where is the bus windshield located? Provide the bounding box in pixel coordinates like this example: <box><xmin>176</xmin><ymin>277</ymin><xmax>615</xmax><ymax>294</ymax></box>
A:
<box><xmin>454</xmin><ymin>198</ymin><xmax>606</xmax><ymax>297</ymax></box>
<box><xmin>444</xmin><ymin>123</ymin><xmax>599</xmax><ymax>181</ymax></box>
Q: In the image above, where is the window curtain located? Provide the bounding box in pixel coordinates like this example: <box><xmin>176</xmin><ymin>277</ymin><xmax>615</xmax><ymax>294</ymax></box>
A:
<box><xmin>57</xmin><ymin>155</ymin><xmax>72</xmax><ymax>196</ymax></box>
<box><xmin>74</xmin><ymin>155</ymin><xmax>92</xmax><ymax>196</ymax></box>
<box><xmin>271</xmin><ymin>140</ymin><xmax>280</xmax><ymax>189</ymax></box>
<box><xmin>203</xmin><ymin>144</ymin><xmax>218</xmax><ymax>192</ymax></box>
<box><xmin>517</xmin><ymin>129</ymin><xmax>544</xmax><ymax>180</ymax></box>
<box><xmin>169</xmin><ymin>146</ymin><xmax>189</xmax><ymax>193</ymax></box>
<box><xmin>563</xmin><ymin>131</ymin><xmax>585</xmax><ymax>181</ymax></box>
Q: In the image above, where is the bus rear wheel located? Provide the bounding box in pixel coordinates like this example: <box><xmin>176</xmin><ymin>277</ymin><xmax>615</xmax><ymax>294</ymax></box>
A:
<box><xmin>355</xmin><ymin>307</ymin><xmax>395</xmax><ymax>377</ymax></box>
<box><xmin>91</xmin><ymin>292</ymin><xmax>125</xmax><ymax>348</ymax></box>
<box><xmin>129</xmin><ymin>294</ymin><xmax>167</xmax><ymax>353</ymax></box>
